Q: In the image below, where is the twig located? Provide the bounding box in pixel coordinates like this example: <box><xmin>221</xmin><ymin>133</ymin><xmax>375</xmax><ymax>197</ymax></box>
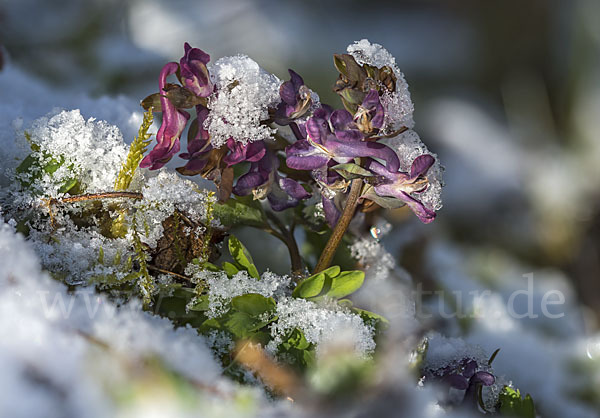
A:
<box><xmin>264</xmin><ymin>212</ymin><xmax>303</xmax><ymax>276</ymax></box>
<box><xmin>47</xmin><ymin>192</ymin><xmax>143</xmax><ymax>206</ymax></box>
<box><xmin>313</xmin><ymin>178</ymin><xmax>363</xmax><ymax>274</ymax></box>
<box><xmin>146</xmin><ymin>264</ymin><xmax>195</xmax><ymax>283</ymax></box>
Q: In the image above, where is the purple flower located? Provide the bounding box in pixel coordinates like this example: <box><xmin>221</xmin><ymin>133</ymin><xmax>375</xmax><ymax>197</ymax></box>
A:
<box><xmin>285</xmin><ymin>106</ymin><xmax>400</xmax><ymax>172</ymax></box>
<box><xmin>179</xmin><ymin>43</ymin><xmax>213</xmax><ymax>98</ymax></box>
<box><xmin>233</xmin><ymin>150</ymin><xmax>310</xmax><ymax>211</ymax></box>
<box><xmin>223</xmin><ymin>139</ymin><xmax>266</xmax><ymax>167</ymax></box>
<box><xmin>140</xmin><ymin>62</ymin><xmax>190</xmax><ymax>170</ymax></box>
<box><xmin>364</xmin><ymin>154</ymin><xmax>436</xmax><ymax>223</ymax></box>
<box><xmin>177</xmin><ymin>105</ymin><xmax>212</xmax><ymax>175</ymax></box>
<box><xmin>273</xmin><ymin>69</ymin><xmax>313</xmax><ymax>126</ymax></box>
<box><xmin>441</xmin><ymin>359</ymin><xmax>495</xmax><ymax>406</ymax></box>
<box><xmin>354</xmin><ymin>89</ymin><xmax>384</xmax><ymax>133</ymax></box>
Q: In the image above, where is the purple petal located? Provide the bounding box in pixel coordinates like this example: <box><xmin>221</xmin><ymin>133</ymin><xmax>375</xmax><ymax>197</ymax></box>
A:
<box><xmin>463</xmin><ymin>360</ymin><xmax>477</xmax><ymax>379</ymax></box>
<box><xmin>471</xmin><ymin>372</ymin><xmax>495</xmax><ymax>387</ymax></box>
<box><xmin>444</xmin><ymin>374</ymin><xmax>469</xmax><ymax>390</ymax></box>
<box><xmin>245</xmin><ymin>141</ymin><xmax>267</xmax><ymax>162</ymax></box>
<box><xmin>401</xmin><ymin>191</ymin><xmax>436</xmax><ymax>224</ymax></box>
<box><xmin>180</xmin><ymin>43</ymin><xmax>212</xmax><ymax>97</ymax></box>
<box><xmin>279</xmin><ymin>177</ymin><xmax>310</xmax><ymax>200</ymax></box>
<box><xmin>327</xmin><ymin>139</ymin><xmax>400</xmax><ymax>172</ymax></box>
<box><xmin>267</xmin><ymin>178</ymin><xmax>309</xmax><ymax>212</ymax></box>
<box><xmin>334</xmin><ymin>129</ymin><xmax>363</xmax><ymax>142</ymax></box>
<box><xmin>410</xmin><ymin>154</ymin><xmax>435</xmax><ymax>179</ymax></box>
<box><xmin>306</xmin><ymin>116</ymin><xmax>330</xmax><ymax>145</ymax></box>
<box><xmin>373</xmin><ymin>184</ymin><xmax>436</xmax><ymax>224</ymax></box>
<box><xmin>322</xmin><ymin>196</ymin><xmax>340</xmax><ymax>228</ymax></box>
<box><xmin>279</xmin><ymin>81</ymin><xmax>297</xmax><ymax>106</ymax></box>
<box><xmin>360</xmin><ymin>90</ymin><xmax>385</xmax><ymax>129</ymax></box>
<box><xmin>140</xmin><ymin>62</ymin><xmax>190</xmax><ymax>170</ymax></box>
<box><xmin>289</xmin><ymin>69</ymin><xmax>304</xmax><ymax>91</ymax></box>
<box><xmin>330</xmin><ymin>109</ymin><xmax>354</xmax><ymax>131</ymax></box>
<box><xmin>223</xmin><ymin>140</ymin><xmax>266</xmax><ymax>167</ymax></box>
<box><xmin>313</xmin><ymin>105</ymin><xmax>333</xmax><ymax>121</ymax></box>
<box><xmin>233</xmin><ymin>171</ymin><xmax>267</xmax><ymax>196</ymax></box>
<box><xmin>285</xmin><ymin>140</ymin><xmax>330</xmax><ymax>170</ymax></box>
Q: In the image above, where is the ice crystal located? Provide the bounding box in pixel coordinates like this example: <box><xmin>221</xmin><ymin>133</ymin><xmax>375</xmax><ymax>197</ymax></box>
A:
<box><xmin>382</xmin><ymin>129</ymin><xmax>444</xmax><ymax>211</ymax></box>
<box><xmin>268</xmin><ymin>297</ymin><xmax>376</xmax><ymax>358</ymax></box>
<box><xmin>206</xmin><ymin>55</ymin><xmax>281</xmax><ymax>147</ymax></box>
<box><xmin>347</xmin><ymin>39</ymin><xmax>415</xmax><ymax>132</ymax></box>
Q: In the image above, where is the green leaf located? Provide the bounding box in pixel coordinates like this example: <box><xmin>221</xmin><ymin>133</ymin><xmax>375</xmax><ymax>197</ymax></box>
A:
<box><xmin>352</xmin><ymin>307</ymin><xmax>389</xmax><ymax>327</ymax></box>
<box><xmin>332</xmin><ymin>163</ymin><xmax>373</xmax><ymax>180</ymax></box>
<box><xmin>498</xmin><ymin>386</ymin><xmax>536</xmax><ymax>418</ymax></box>
<box><xmin>292</xmin><ymin>267</ymin><xmax>364</xmax><ymax>300</ymax></box>
<box><xmin>58</xmin><ymin>178</ymin><xmax>79</xmax><ymax>194</ymax></box>
<box><xmin>213</xmin><ymin>195</ymin><xmax>267</xmax><ymax>228</ymax></box>
<box><xmin>325</xmin><ymin>270</ymin><xmax>365</xmax><ymax>299</ymax></box>
<box><xmin>187</xmin><ymin>294</ymin><xmax>210</xmax><ymax>311</ymax></box>
<box><xmin>231</xmin><ymin>293</ymin><xmax>275</xmax><ymax>317</ymax></box>
<box><xmin>292</xmin><ymin>266</ymin><xmax>340</xmax><ymax>299</ymax></box>
<box><xmin>222</xmin><ymin>261</ymin><xmax>240</xmax><ymax>277</ymax></box>
<box><xmin>224</xmin><ymin>311</ymin><xmax>271</xmax><ymax>338</ymax></box>
<box><xmin>228</xmin><ymin>235</ymin><xmax>259</xmax><ymax>279</ymax></box>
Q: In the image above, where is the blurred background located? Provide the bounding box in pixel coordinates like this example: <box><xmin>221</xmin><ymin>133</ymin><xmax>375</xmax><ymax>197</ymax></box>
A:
<box><xmin>2</xmin><ymin>0</ymin><xmax>600</xmax><ymax>324</ymax></box>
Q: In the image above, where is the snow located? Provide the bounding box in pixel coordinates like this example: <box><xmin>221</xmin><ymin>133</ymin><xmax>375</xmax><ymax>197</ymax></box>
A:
<box><xmin>135</xmin><ymin>171</ymin><xmax>218</xmax><ymax>248</ymax></box>
<box><xmin>0</xmin><ymin>220</ymin><xmax>273</xmax><ymax>418</ymax></box>
<box><xmin>185</xmin><ymin>267</ymin><xmax>292</xmax><ymax>318</ymax></box>
<box><xmin>347</xmin><ymin>39</ymin><xmax>415</xmax><ymax>132</ymax></box>
<box><xmin>16</xmin><ymin>110</ymin><xmax>128</xmax><ymax>196</ymax></box>
<box><xmin>206</xmin><ymin>55</ymin><xmax>281</xmax><ymax>147</ymax></box>
<box><xmin>267</xmin><ymin>297</ymin><xmax>376</xmax><ymax>358</ymax></box>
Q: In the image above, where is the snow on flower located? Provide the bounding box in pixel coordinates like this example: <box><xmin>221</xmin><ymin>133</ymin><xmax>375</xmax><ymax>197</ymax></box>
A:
<box><xmin>206</xmin><ymin>55</ymin><xmax>281</xmax><ymax>147</ymax></box>
<box><xmin>347</xmin><ymin>39</ymin><xmax>415</xmax><ymax>132</ymax></box>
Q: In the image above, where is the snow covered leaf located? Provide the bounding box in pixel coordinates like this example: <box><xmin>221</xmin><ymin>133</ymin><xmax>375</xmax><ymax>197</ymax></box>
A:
<box><xmin>228</xmin><ymin>235</ymin><xmax>259</xmax><ymax>279</ymax></box>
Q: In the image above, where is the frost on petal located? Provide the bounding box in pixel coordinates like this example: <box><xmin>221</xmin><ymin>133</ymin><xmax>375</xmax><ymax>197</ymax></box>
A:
<box><xmin>381</xmin><ymin>129</ymin><xmax>444</xmax><ymax>211</ymax></box>
<box><xmin>347</xmin><ymin>39</ymin><xmax>415</xmax><ymax>132</ymax></box>
<box><xmin>206</xmin><ymin>55</ymin><xmax>281</xmax><ymax>148</ymax></box>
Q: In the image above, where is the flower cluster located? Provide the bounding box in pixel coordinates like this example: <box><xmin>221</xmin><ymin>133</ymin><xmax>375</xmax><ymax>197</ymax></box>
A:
<box><xmin>139</xmin><ymin>40</ymin><xmax>441</xmax><ymax>225</ymax></box>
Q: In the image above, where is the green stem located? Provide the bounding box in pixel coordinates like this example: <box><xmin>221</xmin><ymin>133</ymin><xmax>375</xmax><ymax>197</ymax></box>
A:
<box><xmin>313</xmin><ymin>178</ymin><xmax>363</xmax><ymax>274</ymax></box>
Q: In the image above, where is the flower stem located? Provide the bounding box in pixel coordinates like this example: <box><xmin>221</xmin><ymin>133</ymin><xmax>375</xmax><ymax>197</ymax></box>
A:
<box><xmin>313</xmin><ymin>178</ymin><xmax>363</xmax><ymax>274</ymax></box>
